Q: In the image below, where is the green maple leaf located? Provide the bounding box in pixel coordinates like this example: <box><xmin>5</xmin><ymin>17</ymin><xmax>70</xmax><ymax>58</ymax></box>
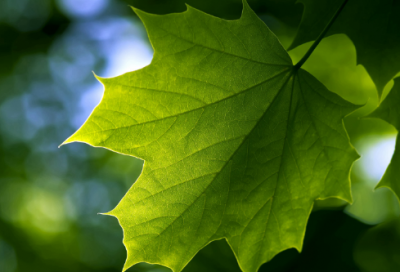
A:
<box><xmin>371</xmin><ymin>77</ymin><xmax>400</xmax><ymax>202</ymax></box>
<box><xmin>63</xmin><ymin>2</ymin><xmax>358</xmax><ymax>271</ymax></box>
<box><xmin>289</xmin><ymin>0</ymin><xmax>400</xmax><ymax>97</ymax></box>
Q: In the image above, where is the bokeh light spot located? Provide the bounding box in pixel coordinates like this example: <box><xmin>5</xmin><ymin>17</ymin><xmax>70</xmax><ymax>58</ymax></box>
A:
<box><xmin>360</xmin><ymin>136</ymin><xmax>396</xmax><ymax>183</ymax></box>
<box><xmin>57</xmin><ymin>0</ymin><xmax>109</xmax><ymax>18</ymax></box>
<box><xmin>345</xmin><ymin>135</ymin><xmax>400</xmax><ymax>225</ymax></box>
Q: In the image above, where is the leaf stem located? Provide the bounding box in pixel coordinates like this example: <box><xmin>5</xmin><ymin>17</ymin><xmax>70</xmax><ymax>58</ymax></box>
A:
<box><xmin>294</xmin><ymin>0</ymin><xmax>349</xmax><ymax>69</ymax></box>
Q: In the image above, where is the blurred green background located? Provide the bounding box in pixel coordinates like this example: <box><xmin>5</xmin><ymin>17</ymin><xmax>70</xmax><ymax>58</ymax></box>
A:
<box><xmin>0</xmin><ymin>1</ymin><xmax>399</xmax><ymax>272</ymax></box>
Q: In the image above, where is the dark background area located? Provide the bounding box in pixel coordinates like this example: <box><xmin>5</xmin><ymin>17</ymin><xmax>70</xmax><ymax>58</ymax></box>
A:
<box><xmin>1</xmin><ymin>1</ymin><xmax>399</xmax><ymax>272</ymax></box>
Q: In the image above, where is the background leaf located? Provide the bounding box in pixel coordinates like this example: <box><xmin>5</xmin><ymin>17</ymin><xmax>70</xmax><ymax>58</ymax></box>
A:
<box><xmin>289</xmin><ymin>0</ymin><xmax>400</xmax><ymax>96</ymax></box>
<box><xmin>370</xmin><ymin>77</ymin><xmax>400</xmax><ymax>202</ymax></box>
<box><xmin>354</xmin><ymin>217</ymin><xmax>400</xmax><ymax>272</ymax></box>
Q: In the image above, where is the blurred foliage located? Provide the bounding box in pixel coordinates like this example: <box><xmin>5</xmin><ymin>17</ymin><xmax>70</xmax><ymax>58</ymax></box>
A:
<box><xmin>354</xmin><ymin>217</ymin><xmax>400</xmax><ymax>272</ymax></box>
<box><xmin>0</xmin><ymin>0</ymin><xmax>399</xmax><ymax>271</ymax></box>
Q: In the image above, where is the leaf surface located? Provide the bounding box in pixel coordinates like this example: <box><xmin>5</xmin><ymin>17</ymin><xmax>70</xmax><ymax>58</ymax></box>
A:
<box><xmin>290</xmin><ymin>0</ymin><xmax>400</xmax><ymax>96</ymax></box>
<box><xmin>371</xmin><ymin>77</ymin><xmax>400</xmax><ymax>201</ymax></box>
<box><xmin>64</xmin><ymin>2</ymin><xmax>358</xmax><ymax>272</ymax></box>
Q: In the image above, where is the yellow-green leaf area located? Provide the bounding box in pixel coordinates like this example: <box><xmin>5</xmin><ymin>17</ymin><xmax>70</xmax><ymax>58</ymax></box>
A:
<box><xmin>63</xmin><ymin>2</ymin><xmax>358</xmax><ymax>272</ymax></box>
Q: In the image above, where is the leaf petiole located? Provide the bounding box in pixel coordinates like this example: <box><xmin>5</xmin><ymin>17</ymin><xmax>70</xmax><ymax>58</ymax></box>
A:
<box><xmin>294</xmin><ymin>0</ymin><xmax>349</xmax><ymax>69</ymax></box>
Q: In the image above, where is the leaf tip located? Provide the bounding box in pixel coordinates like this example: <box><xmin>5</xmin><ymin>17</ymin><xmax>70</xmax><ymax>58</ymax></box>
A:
<box><xmin>374</xmin><ymin>176</ymin><xmax>389</xmax><ymax>192</ymax></box>
<box><xmin>92</xmin><ymin>71</ymin><xmax>106</xmax><ymax>84</ymax></box>
<box><xmin>184</xmin><ymin>3</ymin><xmax>193</xmax><ymax>11</ymax></box>
<box><xmin>99</xmin><ymin>210</ymin><xmax>115</xmax><ymax>216</ymax></box>
<box><xmin>98</xmin><ymin>212</ymin><xmax>109</xmax><ymax>216</ymax></box>
<box><xmin>58</xmin><ymin>137</ymin><xmax>74</xmax><ymax>148</ymax></box>
<box><xmin>374</xmin><ymin>183</ymin><xmax>384</xmax><ymax>191</ymax></box>
<box><xmin>241</xmin><ymin>0</ymin><xmax>254</xmax><ymax>17</ymax></box>
<box><xmin>129</xmin><ymin>5</ymin><xmax>153</xmax><ymax>21</ymax></box>
<box><xmin>129</xmin><ymin>5</ymin><xmax>140</xmax><ymax>14</ymax></box>
<box><xmin>375</xmin><ymin>181</ymin><xmax>400</xmax><ymax>204</ymax></box>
